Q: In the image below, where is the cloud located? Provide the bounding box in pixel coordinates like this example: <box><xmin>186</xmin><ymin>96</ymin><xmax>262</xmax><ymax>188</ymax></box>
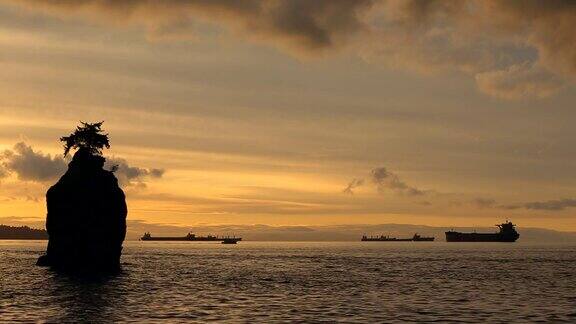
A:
<box><xmin>1</xmin><ymin>142</ymin><xmax>66</xmax><ymax>182</ymax></box>
<box><xmin>342</xmin><ymin>178</ymin><xmax>364</xmax><ymax>195</ymax></box>
<box><xmin>371</xmin><ymin>167</ymin><xmax>425</xmax><ymax>196</ymax></box>
<box><xmin>105</xmin><ymin>157</ymin><xmax>165</xmax><ymax>187</ymax></box>
<box><xmin>503</xmin><ymin>198</ymin><xmax>576</xmax><ymax>211</ymax></box>
<box><xmin>345</xmin><ymin>168</ymin><xmax>576</xmax><ymax>212</ymax></box>
<box><xmin>0</xmin><ymin>142</ymin><xmax>164</xmax><ymax>187</ymax></box>
<box><xmin>12</xmin><ymin>0</ymin><xmax>576</xmax><ymax>99</ymax></box>
<box><xmin>361</xmin><ymin>0</ymin><xmax>575</xmax><ymax>99</ymax></box>
<box><xmin>10</xmin><ymin>0</ymin><xmax>575</xmax><ymax>99</ymax></box>
<box><xmin>472</xmin><ymin>197</ymin><xmax>497</xmax><ymax>209</ymax></box>
<box><xmin>489</xmin><ymin>0</ymin><xmax>576</xmax><ymax>78</ymax></box>
<box><xmin>12</xmin><ymin>0</ymin><xmax>374</xmax><ymax>55</ymax></box>
<box><xmin>344</xmin><ymin>167</ymin><xmax>427</xmax><ymax>197</ymax></box>
<box><xmin>524</xmin><ymin>199</ymin><xmax>576</xmax><ymax>211</ymax></box>
<box><xmin>0</xmin><ymin>165</ymin><xmax>9</xmax><ymax>179</ymax></box>
<box><xmin>475</xmin><ymin>62</ymin><xmax>565</xmax><ymax>100</ymax></box>
<box><xmin>477</xmin><ymin>197</ymin><xmax>576</xmax><ymax>211</ymax></box>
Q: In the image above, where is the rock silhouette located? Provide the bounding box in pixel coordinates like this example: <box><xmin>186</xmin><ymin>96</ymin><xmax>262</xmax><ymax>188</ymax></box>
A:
<box><xmin>37</xmin><ymin>122</ymin><xmax>126</xmax><ymax>272</ymax></box>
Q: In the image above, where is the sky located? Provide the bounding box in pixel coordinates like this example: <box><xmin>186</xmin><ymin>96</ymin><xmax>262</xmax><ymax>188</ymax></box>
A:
<box><xmin>0</xmin><ymin>0</ymin><xmax>575</xmax><ymax>231</ymax></box>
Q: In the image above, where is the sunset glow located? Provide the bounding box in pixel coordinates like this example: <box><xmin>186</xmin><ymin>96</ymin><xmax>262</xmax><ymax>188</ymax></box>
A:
<box><xmin>1</xmin><ymin>1</ymin><xmax>575</xmax><ymax>233</ymax></box>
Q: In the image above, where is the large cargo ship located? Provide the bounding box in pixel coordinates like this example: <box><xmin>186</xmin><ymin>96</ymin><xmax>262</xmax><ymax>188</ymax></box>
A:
<box><xmin>361</xmin><ymin>233</ymin><xmax>434</xmax><ymax>242</ymax></box>
<box><xmin>445</xmin><ymin>221</ymin><xmax>519</xmax><ymax>242</ymax></box>
<box><xmin>140</xmin><ymin>232</ymin><xmax>242</xmax><ymax>244</ymax></box>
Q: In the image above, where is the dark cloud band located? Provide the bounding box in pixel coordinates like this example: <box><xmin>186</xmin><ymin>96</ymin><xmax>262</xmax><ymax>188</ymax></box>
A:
<box><xmin>9</xmin><ymin>0</ymin><xmax>576</xmax><ymax>99</ymax></box>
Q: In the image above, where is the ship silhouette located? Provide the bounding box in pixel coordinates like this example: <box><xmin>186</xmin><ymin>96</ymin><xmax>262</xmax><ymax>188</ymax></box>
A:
<box><xmin>140</xmin><ymin>232</ymin><xmax>242</xmax><ymax>244</ymax></box>
<box><xmin>361</xmin><ymin>233</ymin><xmax>434</xmax><ymax>242</ymax></box>
<box><xmin>445</xmin><ymin>221</ymin><xmax>520</xmax><ymax>242</ymax></box>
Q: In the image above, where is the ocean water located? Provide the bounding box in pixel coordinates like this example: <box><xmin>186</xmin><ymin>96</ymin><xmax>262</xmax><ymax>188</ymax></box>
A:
<box><xmin>1</xmin><ymin>241</ymin><xmax>575</xmax><ymax>323</ymax></box>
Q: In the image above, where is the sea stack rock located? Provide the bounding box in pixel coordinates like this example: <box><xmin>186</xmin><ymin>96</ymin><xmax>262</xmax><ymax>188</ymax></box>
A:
<box><xmin>37</xmin><ymin>122</ymin><xmax>126</xmax><ymax>272</ymax></box>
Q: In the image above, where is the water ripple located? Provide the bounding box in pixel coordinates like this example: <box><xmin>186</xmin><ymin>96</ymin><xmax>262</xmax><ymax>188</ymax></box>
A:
<box><xmin>1</xmin><ymin>241</ymin><xmax>575</xmax><ymax>322</ymax></box>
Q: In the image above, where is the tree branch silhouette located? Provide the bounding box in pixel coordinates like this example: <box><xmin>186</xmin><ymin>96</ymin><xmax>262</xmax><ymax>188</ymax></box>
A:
<box><xmin>60</xmin><ymin>121</ymin><xmax>110</xmax><ymax>157</ymax></box>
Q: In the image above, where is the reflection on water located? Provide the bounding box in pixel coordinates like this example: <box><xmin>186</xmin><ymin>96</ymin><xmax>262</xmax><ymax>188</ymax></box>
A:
<box><xmin>1</xmin><ymin>241</ymin><xmax>576</xmax><ymax>322</ymax></box>
<box><xmin>47</xmin><ymin>272</ymin><xmax>128</xmax><ymax>323</ymax></box>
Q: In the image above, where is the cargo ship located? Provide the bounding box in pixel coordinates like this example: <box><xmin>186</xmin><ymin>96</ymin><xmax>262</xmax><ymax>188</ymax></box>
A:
<box><xmin>361</xmin><ymin>233</ymin><xmax>434</xmax><ymax>242</ymax></box>
<box><xmin>140</xmin><ymin>232</ymin><xmax>242</xmax><ymax>244</ymax></box>
<box><xmin>445</xmin><ymin>221</ymin><xmax>519</xmax><ymax>242</ymax></box>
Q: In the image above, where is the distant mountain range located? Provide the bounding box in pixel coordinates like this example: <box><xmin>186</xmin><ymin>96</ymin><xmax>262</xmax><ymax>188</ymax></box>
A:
<box><xmin>126</xmin><ymin>221</ymin><xmax>576</xmax><ymax>243</ymax></box>
<box><xmin>2</xmin><ymin>220</ymin><xmax>576</xmax><ymax>242</ymax></box>
<box><xmin>0</xmin><ymin>225</ymin><xmax>47</xmax><ymax>240</ymax></box>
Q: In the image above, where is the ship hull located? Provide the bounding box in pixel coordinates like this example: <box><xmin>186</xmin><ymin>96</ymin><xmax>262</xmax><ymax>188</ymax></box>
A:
<box><xmin>141</xmin><ymin>237</ymin><xmax>221</xmax><ymax>241</ymax></box>
<box><xmin>413</xmin><ymin>238</ymin><xmax>435</xmax><ymax>242</ymax></box>
<box><xmin>362</xmin><ymin>238</ymin><xmax>413</xmax><ymax>242</ymax></box>
<box><xmin>361</xmin><ymin>237</ymin><xmax>435</xmax><ymax>242</ymax></box>
<box><xmin>141</xmin><ymin>236</ymin><xmax>242</xmax><ymax>243</ymax></box>
<box><xmin>445</xmin><ymin>232</ymin><xmax>518</xmax><ymax>242</ymax></box>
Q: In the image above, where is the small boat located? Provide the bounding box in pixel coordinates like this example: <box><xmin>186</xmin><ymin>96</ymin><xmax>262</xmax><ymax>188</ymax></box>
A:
<box><xmin>412</xmin><ymin>234</ymin><xmax>435</xmax><ymax>241</ymax></box>
<box><xmin>361</xmin><ymin>233</ymin><xmax>435</xmax><ymax>242</ymax></box>
<box><xmin>221</xmin><ymin>238</ymin><xmax>241</xmax><ymax>244</ymax></box>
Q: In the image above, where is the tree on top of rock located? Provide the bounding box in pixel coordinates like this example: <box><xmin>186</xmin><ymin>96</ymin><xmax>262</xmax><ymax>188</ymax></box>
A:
<box><xmin>60</xmin><ymin>121</ymin><xmax>110</xmax><ymax>157</ymax></box>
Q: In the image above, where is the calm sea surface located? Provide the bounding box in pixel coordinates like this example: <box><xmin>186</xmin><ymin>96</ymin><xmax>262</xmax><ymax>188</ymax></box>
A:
<box><xmin>1</xmin><ymin>241</ymin><xmax>575</xmax><ymax>323</ymax></box>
